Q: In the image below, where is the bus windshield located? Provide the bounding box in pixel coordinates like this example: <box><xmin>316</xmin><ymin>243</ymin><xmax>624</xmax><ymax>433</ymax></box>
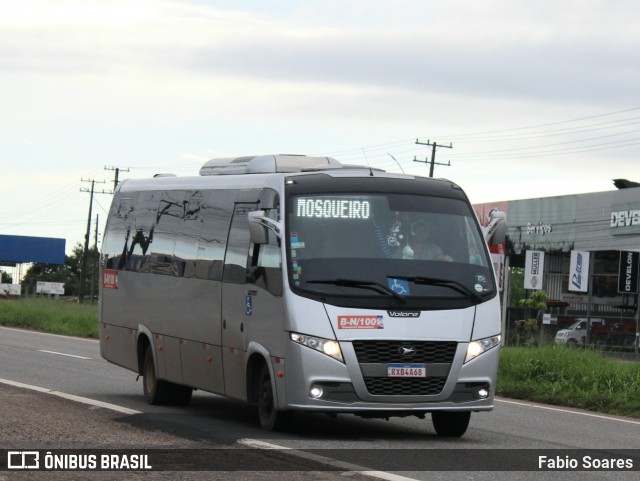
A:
<box><xmin>286</xmin><ymin>192</ymin><xmax>496</xmax><ymax>310</ymax></box>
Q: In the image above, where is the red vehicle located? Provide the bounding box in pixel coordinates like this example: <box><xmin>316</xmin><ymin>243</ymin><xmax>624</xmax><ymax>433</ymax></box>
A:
<box><xmin>590</xmin><ymin>320</ymin><xmax>637</xmax><ymax>350</ymax></box>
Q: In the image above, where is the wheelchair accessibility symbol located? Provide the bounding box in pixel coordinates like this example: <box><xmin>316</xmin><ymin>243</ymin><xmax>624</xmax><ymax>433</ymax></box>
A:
<box><xmin>387</xmin><ymin>278</ymin><xmax>410</xmax><ymax>296</ymax></box>
<box><xmin>245</xmin><ymin>296</ymin><xmax>253</xmax><ymax>316</ymax></box>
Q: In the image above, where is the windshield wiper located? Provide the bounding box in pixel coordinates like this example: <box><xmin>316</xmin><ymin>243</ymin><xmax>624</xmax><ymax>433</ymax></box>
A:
<box><xmin>390</xmin><ymin>276</ymin><xmax>483</xmax><ymax>303</ymax></box>
<box><xmin>306</xmin><ymin>278</ymin><xmax>406</xmax><ymax>301</ymax></box>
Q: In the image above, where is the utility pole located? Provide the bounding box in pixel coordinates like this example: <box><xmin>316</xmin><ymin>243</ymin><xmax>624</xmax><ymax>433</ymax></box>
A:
<box><xmin>79</xmin><ymin>179</ymin><xmax>110</xmax><ymax>303</ymax></box>
<box><xmin>105</xmin><ymin>166</ymin><xmax>130</xmax><ymax>192</ymax></box>
<box><xmin>90</xmin><ymin>214</ymin><xmax>99</xmax><ymax>303</ymax></box>
<box><xmin>414</xmin><ymin>139</ymin><xmax>453</xmax><ymax>177</ymax></box>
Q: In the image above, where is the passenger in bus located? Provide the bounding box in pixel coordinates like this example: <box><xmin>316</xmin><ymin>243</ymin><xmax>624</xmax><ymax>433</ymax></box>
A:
<box><xmin>402</xmin><ymin>221</ymin><xmax>452</xmax><ymax>261</ymax></box>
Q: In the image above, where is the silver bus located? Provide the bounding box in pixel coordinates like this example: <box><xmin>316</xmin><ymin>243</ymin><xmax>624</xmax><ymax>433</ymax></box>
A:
<box><xmin>100</xmin><ymin>154</ymin><xmax>504</xmax><ymax>437</ymax></box>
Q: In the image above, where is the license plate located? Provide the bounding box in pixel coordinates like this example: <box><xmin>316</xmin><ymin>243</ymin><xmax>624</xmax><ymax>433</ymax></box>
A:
<box><xmin>387</xmin><ymin>364</ymin><xmax>426</xmax><ymax>378</ymax></box>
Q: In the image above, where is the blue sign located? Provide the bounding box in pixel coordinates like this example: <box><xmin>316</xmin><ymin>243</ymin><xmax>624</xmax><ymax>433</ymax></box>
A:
<box><xmin>0</xmin><ymin>235</ymin><xmax>66</xmax><ymax>265</ymax></box>
<box><xmin>245</xmin><ymin>296</ymin><xmax>253</xmax><ymax>316</ymax></box>
<box><xmin>387</xmin><ymin>278</ymin><xmax>410</xmax><ymax>296</ymax></box>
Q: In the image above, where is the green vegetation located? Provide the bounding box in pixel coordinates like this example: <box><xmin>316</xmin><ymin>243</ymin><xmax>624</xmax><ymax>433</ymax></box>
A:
<box><xmin>2</xmin><ymin>299</ymin><xmax>639</xmax><ymax>418</ymax></box>
<box><xmin>0</xmin><ymin>298</ymin><xmax>98</xmax><ymax>338</ymax></box>
<box><xmin>16</xmin><ymin>243</ymin><xmax>99</xmax><ymax>298</ymax></box>
<box><xmin>499</xmin><ymin>346</ymin><xmax>640</xmax><ymax>418</ymax></box>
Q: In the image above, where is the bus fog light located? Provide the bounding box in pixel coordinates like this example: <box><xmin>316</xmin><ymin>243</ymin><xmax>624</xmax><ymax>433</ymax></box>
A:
<box><xmin>309</xmin><ymin>385</ymin><xmax>324</xmax><ymax>399</ymax></box>
<box><xmin>478</xmin><ymin>388</ymin><xmax>489</xmax><ymax>399</ymax></box>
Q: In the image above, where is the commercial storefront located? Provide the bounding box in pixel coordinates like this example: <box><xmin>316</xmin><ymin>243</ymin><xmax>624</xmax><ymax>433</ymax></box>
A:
<box><xmin>475</xmin><ymin>184</ymin><xmax>640</xmax><ymax>349</ymax></box>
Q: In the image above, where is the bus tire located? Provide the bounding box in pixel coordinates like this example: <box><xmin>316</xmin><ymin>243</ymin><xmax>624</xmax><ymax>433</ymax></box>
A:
<box><xmin>431</xmin><ymin>411</ymin><xmax>471</xmax><ymax>437</ymax></box>
<box><xmin>256</xmin><ymin>363</ymin><xmax>289</xmax><ymax>431</ymax></box>
<box><xmin>142</xmin><ymin>347</ymin><xmax>172</xmax><ymax>405</ymax></box>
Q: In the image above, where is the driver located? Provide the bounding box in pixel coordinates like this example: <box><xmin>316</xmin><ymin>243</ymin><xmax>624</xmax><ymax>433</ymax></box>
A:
<box><xmin>402</xmin><ymin>221</ymin><xmax>452</xmax><ymax>261</ymax></box>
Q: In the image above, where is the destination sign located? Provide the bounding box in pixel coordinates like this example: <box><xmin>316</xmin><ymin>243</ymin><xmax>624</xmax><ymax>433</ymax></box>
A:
<box><xmin>295</xmin><ymin>198</ymin><xmax>370</xmax><ymax>219</ymax></box>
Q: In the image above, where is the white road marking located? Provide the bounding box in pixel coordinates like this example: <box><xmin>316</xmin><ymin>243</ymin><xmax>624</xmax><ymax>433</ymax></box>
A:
<box><xmin>496</xmin><ymin>397</ymin><xmax>640</xmax><ymax>425</ymax></box>
<box><xmin>0</xmin><ymin>378</ymin><xmax>141</xmax><ymax>415</ymax></box>
<box><xmin>0</xmin><ymin>325</ymin><xmax>98</xmax><ymax>342</ymax></box>
<box><xmin>239</xmin><ymin>438</ymin><xmax>420</xmax><ymax>481</ymax></box>
<box><xmin>38</xmin><ymin>349</ymin><xmax>92</xmax><ymax>360</ymax></box>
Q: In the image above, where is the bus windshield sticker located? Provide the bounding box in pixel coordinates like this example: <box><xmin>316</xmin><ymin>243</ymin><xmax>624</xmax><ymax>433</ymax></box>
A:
<box><xmin>338</xmin><ymin>315</ymin><xmax>384</xmax><ymax>330</ymax></box>
<box><xmin>387</xmin><ymin>278</ymin><xmax>410</xmax><ymax>296</ymax></box>
<box><xmin>387</xmin><ymin>215</ymin><xmax>403</xmax><ymax>247</ymax></box>
<box><xmin>475</xmin><ymin>274</ymin><xmax>488</xmax><ymax>292</ymax></box>
<box><xmin>290</xmin><ymin>232</ymin><xmax>305</xmax><ymax>249</ymax></box>
<box><xmin>292</xmin><ymin>261</ymin><xmax>302</xmax><ymax>280</ymax></box>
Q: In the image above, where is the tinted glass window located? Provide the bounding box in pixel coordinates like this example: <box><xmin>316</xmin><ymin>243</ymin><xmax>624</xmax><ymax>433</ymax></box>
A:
<box><xmin>126</xmin><ymin>191</ymin><xmax>160</xmax><ymax>272</ymax></box>
<box><xmin>102</xmin><ymin>192</ymin><xmax>137</xmax><ymax>270</ymax></box>
<box><xmin>286</xmin><ymin>192</ymin><xmax>495</xmax><ymax>310</ymax></box>
<box><xmin>248</xmin><ymin>226</ymin><xmax>282</xmax><ymax>296</ymax></box>
<box><xmin>174</xmin><ymin>190</ymin><xmax>203</xmax><ymax>278</ymax></box>
<box><xmin>196</xmin><ymin>190</ymin><xmax>235</xmax><ymax>280</ymax></box>
<box><xmin>150</xmin><ymin>190</ymin><xmax>183</xmax><ymax>275</ymax></box>
<box><xmin>223</xmin><ymin>203</ymin><xmax>256</xmax><ymax>283</ymax></box>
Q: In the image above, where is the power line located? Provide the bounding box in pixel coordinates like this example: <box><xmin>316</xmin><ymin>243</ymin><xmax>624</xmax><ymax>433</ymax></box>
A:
<box><xmin>431</xmin><ymin>106</ymin><xmax>640</xmax><ymax>139</ymax></box>
<box><xmin>316</xmin><ymin>106</ymin><xmax>640</xmax><ymax>169</ymax></box>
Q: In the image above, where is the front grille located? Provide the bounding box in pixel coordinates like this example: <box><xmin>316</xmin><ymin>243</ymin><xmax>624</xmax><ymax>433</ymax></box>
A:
<box><xmin>363</xmin><ymin>377</ymin><xmax>447</xmax><ymax>396</ymax></box>
<box><xmin>352</xmin><ymin>340</ymin><xmax>458</xmax><ymax>396</ymax></box>
<box><xmin>352</xmin><ymin>340</ymin><xmax>458</xmax><ymax>364</ymax></box>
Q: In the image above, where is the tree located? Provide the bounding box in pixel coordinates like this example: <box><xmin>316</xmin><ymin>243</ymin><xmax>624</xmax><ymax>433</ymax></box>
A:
<box><xmin>21</xmin><ymin>243</ymin><xmax>98</xmax><ymax>297</ymax></box>
<box><xmin>519</xmin><ymin>289</ymin><xmax>549</xmax><ymax>318</ymax></box>
<box><xmin>517</xmin><ymin>290</ymin><xmax>549</xmax><ymax>346</ymax></box>
<box><xmin>509</xmin><ymin>267</ymin><xmax>525</xmax><ymax>306</ymax></box>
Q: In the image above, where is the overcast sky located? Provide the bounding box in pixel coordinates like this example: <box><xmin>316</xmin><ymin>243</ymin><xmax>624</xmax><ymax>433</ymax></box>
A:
<box><xmin>1</xmin><ymin>0</ymin><xmax>640</xmax><ymax>256</ymax></box>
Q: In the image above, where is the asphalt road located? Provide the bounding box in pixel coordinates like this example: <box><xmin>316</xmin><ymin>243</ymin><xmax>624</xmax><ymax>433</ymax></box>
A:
<box><xmin>1</xmin><ymin>325</ymin><xmax>639</xmax><ymax>481</ymax></box>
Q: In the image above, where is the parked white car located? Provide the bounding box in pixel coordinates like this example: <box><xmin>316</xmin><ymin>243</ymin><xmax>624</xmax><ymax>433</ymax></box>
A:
<box><xmin>555</xmin><ymin>318</ymin><xmax>604</xmax><ymax>346</ymax></box>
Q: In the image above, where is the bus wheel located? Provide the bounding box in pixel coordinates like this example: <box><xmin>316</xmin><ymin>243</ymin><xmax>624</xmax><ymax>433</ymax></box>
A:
<box><xmin>431</xmin><ymin>411</ymin><xmax>471</xmax><ymax>437</ymax></box>
<box><xmin>257</xmin><ymin>363</ymin><xmax>289</xmax><ymax>430</ymax></box>
<box><xmin>142</xmin><ymin>347</ymin><xmax>171</xmax><ymax>405</ymax></box>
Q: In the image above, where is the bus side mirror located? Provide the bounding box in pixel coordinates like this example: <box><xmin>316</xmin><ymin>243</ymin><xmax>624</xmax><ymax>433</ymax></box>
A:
<box><xmin>484</xmin><ymin>209</ymin><xmax>507</xmax><ymax>245</ymax></box>
<box><xmin>248</xmin><ymin>210</ymin><xmax>283</xmax><ymax>244</ymax></box>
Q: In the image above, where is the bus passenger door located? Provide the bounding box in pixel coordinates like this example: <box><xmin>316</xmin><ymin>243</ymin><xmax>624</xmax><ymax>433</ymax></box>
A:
<box><xmin>221</xmin><ymin>203</ymin><xmax>256</xmax><ymax>400</ymax></box>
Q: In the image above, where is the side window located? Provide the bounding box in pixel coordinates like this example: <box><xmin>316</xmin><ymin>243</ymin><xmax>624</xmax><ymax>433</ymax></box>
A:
<box><xmin>151</xmin><ymin>190</ymin><xmax>184</xmax><ymax>275</ymax></box>
<box><xmin>222</xmin><ymin>203</ymin><xmax>257</xmax><ymax>283</ymax></box>
<box><xmin>465</xmin><ymin>217</ymin><xmax>488</xmax><ymax>266</ymax></box>
<box><xmin>248</xmin><ymin>227</ymin><xmax>283</xmax><ymax>296</ymax></box>
<box><xmin>126</xmin><ymin>191</ymin><xmax>159</xmax><ymax>272</ymax></box>
<box><xmin>196</xmin><ymin>190</ymin><xmax>235</xmax><ymax>281</ymax></box>
<box><xmin>174</xmin><ymin>190</ymin><xmax>203</xmax><ymax>278</ymax></box>
<box><xmin>102</xmin><ymin>192</ymin><xmax>137</xmax><ymax>270</ymax></box>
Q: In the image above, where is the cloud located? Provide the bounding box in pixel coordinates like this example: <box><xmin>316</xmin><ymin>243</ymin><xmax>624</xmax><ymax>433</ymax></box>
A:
<box><xmin>3</xmin><ymin>0</ymin><xmax>639</xmax><ymax>109</ymax></box>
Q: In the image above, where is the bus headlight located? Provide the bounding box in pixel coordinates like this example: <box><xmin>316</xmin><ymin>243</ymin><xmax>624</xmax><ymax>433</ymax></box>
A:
<box><xmin>290</xmin><ymin>333</ymin><xmax>343</xmax><ymax>363</ymax></box>
<box><xmin>465</xmin><ymin>335</ymin><xmax>501</xmax><ymax>363</ymax></box>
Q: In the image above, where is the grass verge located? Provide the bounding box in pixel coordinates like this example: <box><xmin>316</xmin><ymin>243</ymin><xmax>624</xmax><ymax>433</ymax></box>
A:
<box><xmin>0</xmin><ymin>298</ymin><xmax>98</xmax><ymax>338</ymax></box>
<box><xmin>498</xmin><ymin>345</ymin><xmax>640</xmax><ymax>418</ymax></box>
